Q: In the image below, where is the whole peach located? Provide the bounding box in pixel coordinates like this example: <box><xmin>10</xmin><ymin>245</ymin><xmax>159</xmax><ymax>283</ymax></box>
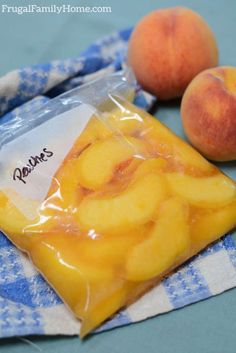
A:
<box><xmin>128</xmin><ymin>7</ymin><xmax>218</xmax><ymax>100</ymax></box>
<box><xmin>181</xmin><ymin>66</ymin><xmax>236</xmax><ymax>161</ymax></box>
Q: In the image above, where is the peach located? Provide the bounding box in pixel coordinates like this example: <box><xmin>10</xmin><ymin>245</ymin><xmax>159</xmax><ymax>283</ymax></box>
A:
<box><xmin>166</xmin><ymin>173</ymin><xmax>236</xmax><ymax>208</ymax></box>
<box><xmin>128</xmin><ymin>7</ymin><xmax>218</xmax><ymax>100</ymax></box>
<box><xmin>181</xmin><ymin>66</ymin><xmax>236</xmax><ymax>161</ymax></box>
<box><xmin>76</xmin><ymin>136</ymin><xmax>147</xmax><ymax>190</ymax></box>
<box><xmin>126</xmin><ymin>197</ymin><xmax>190</xmax><ymax>281</ymax></box>
<box><xmin>30</xmin><ymin>233</ymin><xmax>114</xmax><ymax>314</ymax></box>
<box><xmin>76</xmin><ymin>174</ymin><xmax>167</xmax><ymax>234</ymax></box>
<box><xmin>190</xmin><ymin>200</ymin><xmax>236</xmax><ymax>253</ymax></box>
<box><xmin>108</xmin><ymin>101</ymin><xmax>216</xmax><ymax>174</ymax></box>
<box><xmin>0</xmin><ymin>191</ymin><xmax>57</xmax><ymax>250</ymax></box>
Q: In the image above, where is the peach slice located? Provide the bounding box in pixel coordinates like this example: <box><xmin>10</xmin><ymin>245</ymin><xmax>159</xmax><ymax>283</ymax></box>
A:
<box><xmin>77</xmin><ymin>136</ymin><xmax>147</xmax><ymax>190</ymax></box>
<box><xmin>78</xmin><ymin>225</ymin><xmax>148</xmax><ymax>267</ymax></box>
<box><xmin>126</xmin><ymin>197</ymin><xmax>190</xmax><ymax>281</ymax></box>
<box><xmin>77</xmin><ymin>174</ymin><xmax>167</xmax><ymax>234</ymax></box>
<box><xmin>134</xmin><ymin>158</ymin><xmax>167</xmax><ymax>179</ymax></box>
<box><xmin>105</xmin><ymin>106</ymin><xmax>144</xmax><ymax>136</ymax></box>
<box><xmin>64</xmin><ymin>114</ymin><xmax>115</xmax><ymax>161</ymax></box>
<box><xmin>46</xmin><ymin>158</ymin><xmax>84</xmax><ymax>213</ymax></box>
<box><xmin>31</xmin><ymin>232</ymin><xmax>132</xmax><ymax>337</ymax></box>
<box><xmin>109</xmin><ymin>101</ymin><xmax>215</xmax><ymax>174</ymax></box>
<box><xmin>67</xmin><ymin>102</ymin><xmax>140</xmax><ymax>159</ymax></box>
<box><xmin>166</xmin><ymin>173</ymin><xmax>236</xmax><ymax>207</ymax></box>
<box><xmin>0</xmin><ymin>191</ymin><xmax>58</xmax><ymax>249</ymax></box>
<box><xmin>30</xmin><ymin>233</ymin><xmax>114</xmax><ymax>312</ymax></box>
<box><xmin>79</xmin><ymin>116</ymin><xmax>112</xmax><ymax>142</ymax></box>
<box><xmin>0</xmin><ymin>191</ymin><xmax>40</xmax><ymax>249</ymax></box>
<box><xmin>79</xmin><ymin>280</ymin><xmax>130</xmax><ymax>338</ymax></box>
<box><xmin>144</xmin><ymin>117</ymin><xmax>216</xmax><ymax>173</ymax></box>
<box><xmin>190</xmin><ymin>200</ymin><xmax>236</xmax><ymax>252</ymax></box>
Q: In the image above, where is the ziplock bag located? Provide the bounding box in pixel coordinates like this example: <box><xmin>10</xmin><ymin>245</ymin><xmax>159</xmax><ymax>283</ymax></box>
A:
<box><xmin>0</xmin><ymin>70</ymin><xmax>236</xmax><ymax>337</ymax></box>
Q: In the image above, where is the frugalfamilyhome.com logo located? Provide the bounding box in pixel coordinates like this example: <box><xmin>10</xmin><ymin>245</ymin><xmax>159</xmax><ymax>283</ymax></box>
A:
<box><xmin>1</xmin><ymin>4</ymin><xmax>112</xmax><ymax>15</ymax></box>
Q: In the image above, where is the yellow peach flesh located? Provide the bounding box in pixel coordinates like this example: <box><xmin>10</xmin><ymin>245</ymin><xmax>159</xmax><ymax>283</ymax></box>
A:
<box><xmin>1</xmin><ymin>102</ymin><xmax>235</xmax><ymax>337</ymax></box>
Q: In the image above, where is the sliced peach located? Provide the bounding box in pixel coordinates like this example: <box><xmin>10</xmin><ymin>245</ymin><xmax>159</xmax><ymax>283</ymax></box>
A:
<box><xmin>64</xmin><ymin>114</ymin><xmax>114</xmax><ymax>161</ymax></box>
<box><xmin>76</xmin><ymin>137</ymin><xmax>147</xmax><ymax>190</ymax></box>
<box><xmin>134</xmin><ymin>158</ymin><xmax>167</xmax><ymax>179</ymax></box>
<box><xmin>76</xmin><ymin>174</ymin><xmax>167</xmax><ymax>234</ymax></box>
<box><xmin>115</xmin><ymin>157</ymin><xmax>143</xmax><ymax>179</ymax></box>
<box><xmin>166</xmin><ymin>173</ymin><xmax>236</xmax><ymax>207</ymax></box>
<box><xmin>106</xmin><ymin>101</ymin><xmax>214</xmax><ymax>173</ymax></box>
<box><xmin>190</xmin><ymin>200</ymin><xmax>236</xmax><ymax>252</ymax></box>
<box><xmin>122</xmin><ymin>103</ymin><xmax>215</xmax><ymax>174</ymax></box>
<box><xmin>80</xmin><ymin>116</ymin><xmax>112</xmax><ymax>141</ymax></box>
<box><xmin>70</xmin><ymin>102</ymin><xmax>140</xmax><ymax>157</ymax></box>
<box><xmin>0</xmin><ymin>190</ymin><xmax>59</xmax><ymax>249</ymax></box>
<box><xmin>79</xmin><ymin>102</ymin><xmax>215</xmax><ymax>175</ymax></box>
<box><xmin>46</xmin><ymin>158</ymin><xmax>84</xmax><ymax>213</ymax></box>
<box><xmin>30</xmin><ymin>233</ymin><xmax>134</xmax><ymax>337</ymax></box>
<box><xmin>126</xmin><ymin>197</ymin><xmax>190</xmax><ymax>281</ymax></box>
<box><xmin>79</xmin><ymin>225</ymin><xmax>148</xmax><ymax>267</ymax></box>
<box><xmin>30</xmin><ymin>233</ymin><xmax>114</xmax><ymax>312</ymax></box>
<box><xmin>105</xmin><ymin>107</ymin><xmax>144</xmax><ymax>136</ymax></box>
<box><xmin>0</xmin><ymin>191</ymin><xmax>41</xmax><ymax>249</ymax></box>
<box><xmin>79</xmin><ymin>280</ymin><xmax>130</xmax><ymax>338</ymax></box>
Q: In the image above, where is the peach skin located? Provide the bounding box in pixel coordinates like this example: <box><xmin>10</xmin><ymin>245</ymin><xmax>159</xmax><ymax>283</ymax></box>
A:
<box><xmin>128</xmin><ymin>7</ymin><xmax>218</xmax><ymax>100</ymax></box>
<box><xmin>181</xmin><ymin>66</ymin><xmax>236</xmax><ymax>161</ymax></box>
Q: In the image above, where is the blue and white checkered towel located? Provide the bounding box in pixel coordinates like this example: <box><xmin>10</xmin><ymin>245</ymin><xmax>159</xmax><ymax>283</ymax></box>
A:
<box><xmin>0</xmin><ymin>28</ymin><xmax>236</xmax><ymax>338</ymax></box>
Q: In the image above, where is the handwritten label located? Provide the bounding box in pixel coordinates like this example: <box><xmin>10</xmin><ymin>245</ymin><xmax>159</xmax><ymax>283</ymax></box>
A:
<box><xmin>13</xmin><ymin>147</ymin><xmax>54</xmax><ymax>184</ymax></box>
<box><xmin>0</xmin><ymin>104</ymin><xmax>96</xmax><ymax>217</ymax></box>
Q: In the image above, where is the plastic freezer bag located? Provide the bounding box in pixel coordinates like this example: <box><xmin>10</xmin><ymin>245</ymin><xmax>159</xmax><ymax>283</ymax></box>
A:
<box><xmin>0</xmin><ymin>71</ymin><xmax>236</xmax><ymax>337</ymax></box>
